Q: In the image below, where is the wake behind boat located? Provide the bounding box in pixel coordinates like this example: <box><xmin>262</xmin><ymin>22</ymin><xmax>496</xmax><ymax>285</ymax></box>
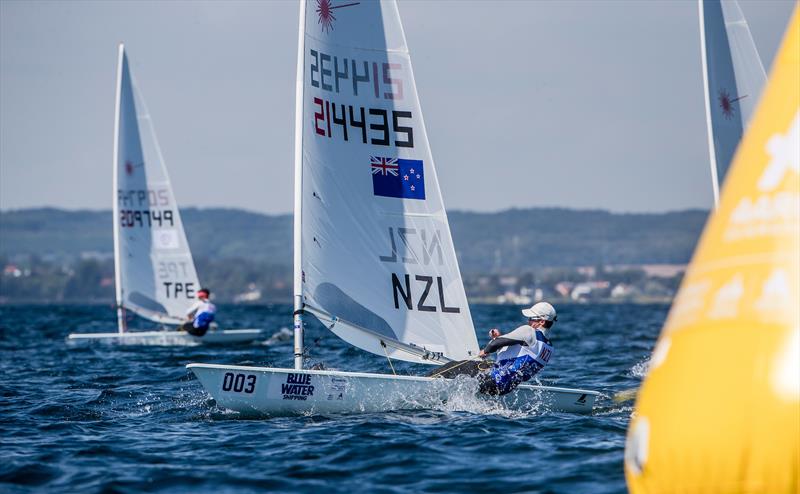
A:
<box><xmin>67</xmin><ymin>45</ymin><xmax>263</xmax><ymax>346</ymax></box>
<box><xmin>187</xmin><ymin>0</ymin><xmax>600</xmax><ymax>415</ymax></box>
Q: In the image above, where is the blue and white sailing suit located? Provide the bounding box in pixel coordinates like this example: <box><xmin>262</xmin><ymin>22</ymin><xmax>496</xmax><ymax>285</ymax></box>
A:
<box><xmin>183</xmin><ymin>300</ymin><xmax>216</xmax><ymax>336</ymax></box>
<box><xmin>480</xmin><ymin>325</ymin><xmax>554</xmax><ymax>395</ymax></box>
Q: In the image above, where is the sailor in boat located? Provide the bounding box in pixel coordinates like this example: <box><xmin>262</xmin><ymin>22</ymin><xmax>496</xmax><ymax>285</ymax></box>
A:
<box><xmin>477</xmin><ymin>302</ymin><xmax>556</xmax><ymax>395</ymax></box>
<box><xmin>431</xmin><ymin>302</ymin><xmax>556</xmax><ymax>396</ymax></box>
<box><xmin>178</xmin><ymin>288</ymin><xmax>216</xmax><ymax>337</ymax></box>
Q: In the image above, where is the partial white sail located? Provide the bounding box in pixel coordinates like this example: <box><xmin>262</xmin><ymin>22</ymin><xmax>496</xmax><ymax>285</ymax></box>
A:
<box><xmin>297</xmin><ymin>0</ymin><xmax>478</xmax><ymax>363</ymax></box>
<box><xmin>114</xmin><ymin>45</ymin><xmax>200</xmax><ymax>325</ymax></box>
<box><xmin>699</xmin><ymin>0</ymin><xmax>767</xmax><ymax>203</ymax></box>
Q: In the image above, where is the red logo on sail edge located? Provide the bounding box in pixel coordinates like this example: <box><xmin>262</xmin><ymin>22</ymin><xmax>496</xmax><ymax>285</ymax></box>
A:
<box><xmin>124</xmin><ymin>160</ymin><xmax>142</xmax><ymax>176</ymax></box>
<box><xmin>718</xmin><ymin>88</ymin><xmax>746</xmax><ymax>120</ymax></box>
<box><xmin>316</xmin><ymin>0</ymin><xmax>360</xmax><ymax>33</ymax></box>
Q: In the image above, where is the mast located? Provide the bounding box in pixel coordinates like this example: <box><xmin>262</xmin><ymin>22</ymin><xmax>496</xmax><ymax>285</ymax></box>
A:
<box><xmin>112</xmin><ymin>43</ymin><xmax>126</xmax><ymax>333</ymax></box>
<box><xmin>698</xmin><ymin>0</ymin><xmax>722</xmax><ymax>208</ymax></box>
<box><xmin>292</xmin><ymin>0</ymin><xmax>307</xmax><ymax>369</ymax></box>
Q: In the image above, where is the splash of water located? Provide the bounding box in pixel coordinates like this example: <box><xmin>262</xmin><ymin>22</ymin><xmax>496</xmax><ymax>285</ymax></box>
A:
<box><xmin>401</xmin><ymin>375</ymin><xmax>548</xmax><ymax>419</ymax></box>
<box><xmin>629</xmin><ymin>358</ymin><xmax>650</xmax><ymax>378</ymax></box>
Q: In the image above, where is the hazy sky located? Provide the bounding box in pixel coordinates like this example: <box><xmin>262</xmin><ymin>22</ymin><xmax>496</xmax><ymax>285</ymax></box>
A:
<box><xmin>0</xmin><ymin>0</ymin><xmax>795</xmax><ymax>214</ymax></box>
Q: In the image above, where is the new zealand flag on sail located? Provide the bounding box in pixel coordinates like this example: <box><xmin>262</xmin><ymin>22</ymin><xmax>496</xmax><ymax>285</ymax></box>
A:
<box><xmin>370</xmin><ymin>156</ymin><xmax>425</xmax><ymax>200</ymax></box>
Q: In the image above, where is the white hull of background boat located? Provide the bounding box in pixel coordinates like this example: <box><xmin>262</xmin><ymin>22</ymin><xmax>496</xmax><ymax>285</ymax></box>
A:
<box><xmin>67</xmin><ymin>329</ymin><xmax>263</xmax><ymax>345</ymax></box>
<box><xmin>188</xmin><ymin>363</ymin><xmax>600</xmax><ymax>415</ymax></box>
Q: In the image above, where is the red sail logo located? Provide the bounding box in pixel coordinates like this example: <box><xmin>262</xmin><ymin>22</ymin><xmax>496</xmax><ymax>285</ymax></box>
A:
<box><xmin>718</xmin><ymin>88</ymin><xmax>746</xmax><ymax>120</ymax></box>
<box><xmin>124</xmin><ymin>160</ymin><xmax>142</xmax><ymax>176</ymax></box>
<box><xmin>316</xmin><ymin>0</ymin><xmax>360</xmax><ymax>33</ymax></box>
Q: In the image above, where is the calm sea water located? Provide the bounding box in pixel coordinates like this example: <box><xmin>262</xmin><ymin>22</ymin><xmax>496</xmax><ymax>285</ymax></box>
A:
<box><xmin>0</xmin><ymin>303</ymin><xmax>664</xmax><ymax>493</ymax></box>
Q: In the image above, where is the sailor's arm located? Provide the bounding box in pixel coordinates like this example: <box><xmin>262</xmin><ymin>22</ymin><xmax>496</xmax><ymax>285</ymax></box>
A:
<box><xmin>479</xmin><ymin>328</ymin><xmax>526</xmax><ymax>357</ymax></box>
<box><xmin>185</xmin><ymin>301</ymin><xmax>201</xmax><ymax>320</ymax></box>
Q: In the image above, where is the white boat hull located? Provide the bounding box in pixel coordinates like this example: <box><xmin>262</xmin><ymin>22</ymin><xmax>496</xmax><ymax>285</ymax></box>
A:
<box><xmin>67</xmin><ymin>329</ymin><xmax>263</xmax><ymax>345</ymax></box>
<box><xmin>187</xmin><ymin>363</ymin><xmax>600</xmax><ymax>416</ymax></box>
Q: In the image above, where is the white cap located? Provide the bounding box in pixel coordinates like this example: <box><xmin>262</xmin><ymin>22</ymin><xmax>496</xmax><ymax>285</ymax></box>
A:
<box><xmin>522</xmin><ymin>302</ymin><xmax>557</xmax><ymax>322</ymax></box>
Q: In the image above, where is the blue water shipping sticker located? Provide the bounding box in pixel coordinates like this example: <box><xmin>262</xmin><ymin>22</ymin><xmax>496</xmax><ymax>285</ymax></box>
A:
<box><xmin>281</xmin><ymin>373</ymin><xmax>315</xmax><ymax>401</ymax></box>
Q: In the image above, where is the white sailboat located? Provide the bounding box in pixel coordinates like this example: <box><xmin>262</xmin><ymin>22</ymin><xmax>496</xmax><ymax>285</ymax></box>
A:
<box><xmin>699</xmin><ymin>0</ymin><xmax>766</xmax><ymax>206</ymax></box>
<box><xmin>188</xmin><ymin>0</ymin><xmax>599</xmax><ymax>414</ymax></box>
<box><xmin>68</xmin><ymin>45</ymin><xmax>262</xmax><ymax>345</ymax></box>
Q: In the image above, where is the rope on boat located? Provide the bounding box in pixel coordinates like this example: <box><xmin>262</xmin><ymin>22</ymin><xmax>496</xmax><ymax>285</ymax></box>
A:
<box><xmin>380</xmin><ymin>340</ymin><xmax>397</xmax><ymax>376</ymax></box>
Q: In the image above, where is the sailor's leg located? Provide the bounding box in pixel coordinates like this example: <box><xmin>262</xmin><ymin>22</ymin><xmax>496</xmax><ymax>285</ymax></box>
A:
<box><xmin>186</xmin><ymin>324</ymin><xmax>209</xmax><ymax>337</ymax></box>
<box><xmin>478</xmin><ymin>373</ymin><xmax>501</xmax><ymax>395</ymax></box>
<box><xmin>477</xmin><ymin>361</ymin><xmax>520</xmax><ymax>396</ymax></box>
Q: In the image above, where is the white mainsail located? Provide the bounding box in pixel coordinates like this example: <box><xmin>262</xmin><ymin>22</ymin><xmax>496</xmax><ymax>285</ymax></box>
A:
<box><xmin>113</xmin><ymin>44</ymin><xmax>200</xmax><ymax>328</ymax></box>
<box><xmin>699</xmin><ymin>0</ymin><xmax>767</xmax><ymax>204</ymax></box>
<box><xmin>295</xmin><ymin>0</ymin><xmax>479</xmax><ymax>364</ymax></box>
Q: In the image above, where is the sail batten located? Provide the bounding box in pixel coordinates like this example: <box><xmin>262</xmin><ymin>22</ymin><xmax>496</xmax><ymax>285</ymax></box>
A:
<box><xmin>297</xmin><ymin>0</ymin><xmax>478</xmax><ymax>363</ymax></box>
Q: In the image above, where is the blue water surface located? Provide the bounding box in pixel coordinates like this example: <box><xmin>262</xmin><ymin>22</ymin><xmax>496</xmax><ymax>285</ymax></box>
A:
<box><xmin>0</xmin><ymin>303</ymin><xmax>663</xmax><ymax>493</ymax></box>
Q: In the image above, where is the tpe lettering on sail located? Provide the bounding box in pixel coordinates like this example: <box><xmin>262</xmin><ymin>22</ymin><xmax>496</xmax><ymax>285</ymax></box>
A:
<box><xmin>156</xmin><ymin>260</ymin><xmax>196</xmax><ymax>300</ymax></box>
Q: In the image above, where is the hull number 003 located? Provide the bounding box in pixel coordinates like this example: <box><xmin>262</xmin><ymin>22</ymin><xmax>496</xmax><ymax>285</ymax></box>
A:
<box><xmin>221</xmin><ymin>373</ymin><xmax>256</xmax><ymax>394</ymax></box>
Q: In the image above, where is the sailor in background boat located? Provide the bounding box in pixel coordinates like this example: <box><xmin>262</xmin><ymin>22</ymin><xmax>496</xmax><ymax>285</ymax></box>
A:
<box><xmin>476</xmin><ymin>302</ymin><xmax>556</xmax><ymax>395</ymax></box>
<box><xmin>179</xmin><ymin>288</ymin><xmax>216</xmax><ymax>337</ymax></box>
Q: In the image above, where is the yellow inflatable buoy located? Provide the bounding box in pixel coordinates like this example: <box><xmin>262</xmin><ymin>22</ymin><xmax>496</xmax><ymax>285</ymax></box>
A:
<box><xmin>625</xmin><ymin>5</ymin><xmax>799</xmax><ymax>493</ymax></box>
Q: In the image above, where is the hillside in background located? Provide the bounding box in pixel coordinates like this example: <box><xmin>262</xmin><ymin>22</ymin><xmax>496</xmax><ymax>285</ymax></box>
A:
<box><xmin>0</xmin><ymin>207</ymin><xmax>707</xmax><ymax>303</ymax></box>
<box><xmin>448</xmin><ymin>208</ymin><xmax>706</xmax><ymax>273</ymax></box>
<box><xmin>0</xmin><ymin>207</ymin><xmax>707</xmax><ymax>270</ymax></box>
